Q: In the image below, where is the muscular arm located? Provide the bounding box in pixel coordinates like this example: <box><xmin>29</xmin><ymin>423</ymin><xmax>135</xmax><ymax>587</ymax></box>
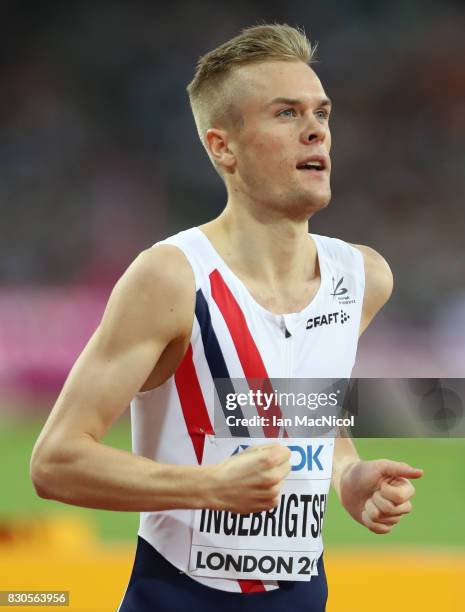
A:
<box><xmin>331</xmin><ymin>245</ymin><xmax>422</xmax><ymax>532</ymax></box>
<box><xmin>332</xmin><ymin>244</ymin><xmax>393</xmax><ymax>496</ymax></box>
<box><xmin>30</xmin><ymin>245</ymin><xmax>291</xmax><ymax>513</ymax></box>
<box><xmin>30</xmin><ymin>245</ymin><xmax>209</xmax><ymax>511</ymax></box>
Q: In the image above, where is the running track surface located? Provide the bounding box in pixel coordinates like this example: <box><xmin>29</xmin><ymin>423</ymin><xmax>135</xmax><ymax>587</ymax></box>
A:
<box><xmin>1</xmin><ymin>538</ymin><xmax>464</xmax><ymax>611</ymax></box>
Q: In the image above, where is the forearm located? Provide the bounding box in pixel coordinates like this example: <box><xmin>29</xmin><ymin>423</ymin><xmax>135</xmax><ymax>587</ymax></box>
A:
<box><xmin>31</xmin><ymin>436</ymin><xmax>211</xmax><ymax>512</ymax></box>
<box><xmin>331</xmin><ymin>434</ymin><xmax>360</xmax><ymax>500</ymax></box>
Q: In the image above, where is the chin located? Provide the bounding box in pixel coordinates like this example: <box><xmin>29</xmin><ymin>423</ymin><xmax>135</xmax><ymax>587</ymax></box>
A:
<box><xmin>261</xmin><ymin>185</ymin><xmax>331</xmax><ymax>220</ymax></box>
<box><xmin>278</xmin><ymin>194</ymin><xmax>330</xmax><ymax>222</ymax></box>
<box><xmin>299</xmin><ymin>189</ymin><xmax>331</xmax><ymax>216</ymax></box>
<box><xmin>312</xmin><ymin>193</ymin><xmax>331</xmax><ymax>211</ymax></box>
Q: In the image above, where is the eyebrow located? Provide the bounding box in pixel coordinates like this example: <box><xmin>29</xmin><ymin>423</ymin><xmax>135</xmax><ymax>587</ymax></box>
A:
<box><xmin>266</xmin><ymin>96</ymin><xmax>333</xmax><ymax>109</ymax></box>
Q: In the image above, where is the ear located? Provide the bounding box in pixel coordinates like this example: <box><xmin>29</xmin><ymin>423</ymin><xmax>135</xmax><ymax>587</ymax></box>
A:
<box><xmin>205</xmin><ymin>128</ymin><xmax>236</xmax><ymax>172</ymax></box>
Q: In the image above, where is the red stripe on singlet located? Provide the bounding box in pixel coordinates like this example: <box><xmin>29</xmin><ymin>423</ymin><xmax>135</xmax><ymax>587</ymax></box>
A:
<box><xmin>175</xmin><ymin>343</ymin><xmax>263</xmax><ymax>592</ymax></box>
<box><xmin>175</xmin><ymin>343</ymin><xmax>213</xmax><ymax>463</ymax></box>
<box><xmin>210</xmin><ymin>268</ymin><xmax>292</xmax><ymax>593</ymax></box>
<box><xmin>210</xmin><ymin>268</ymin><xmax>288</xmax><ymax>438</ymax></box>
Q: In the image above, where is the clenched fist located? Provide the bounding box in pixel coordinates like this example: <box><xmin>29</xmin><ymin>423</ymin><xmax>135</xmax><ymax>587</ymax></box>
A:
<box><xmin>204</xmin><ymin>443</ymin><xmax>292</xmax><ymax>514</ymax></box>
<box><xmin>339</xmin><ymin>459</ymin><xmax>424</xmax><ymax>534</ymax></box>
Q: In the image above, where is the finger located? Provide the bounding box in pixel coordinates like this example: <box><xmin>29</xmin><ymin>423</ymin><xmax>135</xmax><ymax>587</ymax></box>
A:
<box><xmin>259</xmin><ymin>465</ymin><xmax>291</xmax><ymax>488</ymax></box>
<box><xmin>254</xmin><ymin>483</ymin><xmax>282</xmax><ymax>500</ymax></box>
<box><xmin>276</xmin><ymin>461</ymin><xmax>292</xmax><ymax>479</ymax></box>
<box><xmin>251</xmin><ymin>446</ymin><xmax>290</xmax><ymax>470</ymax></box>
<box><xmin>373</xmin><ymin>491</ymin><xmax>412</xmax><ymax>516</ymax></box>
<box><xmin>247</xmin><ymin>443</ymin><xmax>285</xmax><ymax>454</ymax></box>
<box><xmin>361</xmin><ymin>510</ymin><xmax>392</xmax><ymax>535</ymax></box>
<box><xmin>379</xmin><ymin>460</ymin><xmax>424</xmax><ymax>480</ymax></box>
<box><xmin>375</xmin><ymin>515</ymin><xmax>402</xmax><ymax>526</ymax></box>
<box><xmin>380</xmin><ymin>479</ymin><xmax>415</xmax><ymax>505</ymax></box>
<box><xmin>253</xmin><ymin>495</ymin><xmax>281</xmax><ymax>512</ymax></box>
<box><xmin>372</xmin><ymin>490</ymin><xmax>397</xmax><ymax>514</ymax></box>
<box><xmin>366</xmin><ymin>497</ymin><xmax>412</xmax><ymax>524</ymax></box>
<box><xmin>364</xmin><ymin>498</ymin><xmax>383</xmax><ymax>522</ymax></box>
<box><xmin>261</xmin><ymin>444</ymin><xmax>292</xmax><ymax>464</ymax></box>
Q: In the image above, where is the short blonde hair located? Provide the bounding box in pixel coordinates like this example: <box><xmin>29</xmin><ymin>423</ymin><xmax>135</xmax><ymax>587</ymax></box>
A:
<box><xmin>187</xmin><ymin>24</ymin><xmax>316</xmax><ymax>172</ymax></box>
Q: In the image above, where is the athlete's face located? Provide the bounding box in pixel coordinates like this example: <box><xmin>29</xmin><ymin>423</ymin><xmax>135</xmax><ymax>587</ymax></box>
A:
<box><xmin>223</xmin><ymin>61</ymin><xmax>332</xmax><ymax>218</ymax></box>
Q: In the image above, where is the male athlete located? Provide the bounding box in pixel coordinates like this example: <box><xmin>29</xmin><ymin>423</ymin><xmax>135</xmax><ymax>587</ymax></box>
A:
<box><xmin>31</xmin><ymin>24</ymin><xmax>423</xmax><ymax>611</ymax></box>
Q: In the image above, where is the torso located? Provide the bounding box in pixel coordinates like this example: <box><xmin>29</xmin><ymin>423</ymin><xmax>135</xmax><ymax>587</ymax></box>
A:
<box><xmin>131</xmin><ymin>225</ymin><xmax>366</xmax><ymax>590</ymax></box>
<box><xmin>141</xmin><ymin>224</ymin><xmax>323</xmax><ymax>391</ymax></box>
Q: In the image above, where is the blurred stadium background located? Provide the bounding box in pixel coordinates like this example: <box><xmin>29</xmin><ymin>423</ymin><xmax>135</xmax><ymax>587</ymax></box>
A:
<box><xmin>1</xmin><ymin>1</ymin><xmax>464</xmax><ymax>610</ymax></box>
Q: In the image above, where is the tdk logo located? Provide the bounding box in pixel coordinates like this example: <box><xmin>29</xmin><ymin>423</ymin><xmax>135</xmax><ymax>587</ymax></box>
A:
<box><xmin>306</xmin><ymin>310</ymin><xmax>350</xmax><ymax>330</ymax></box>
<box><xmin>232</xmin><ymin>444</ymin><xmax>324</xmax><ymax>471</ymax></box>
<box><xmin>289</xmin><ymin>445</ymin><xmax>323</xmax><ymax>471</ymax></box>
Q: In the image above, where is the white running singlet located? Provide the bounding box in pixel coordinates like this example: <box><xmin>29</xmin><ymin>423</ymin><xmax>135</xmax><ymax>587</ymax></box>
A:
<box><xmin>130</xmin><ymin>226</ymin><xmax>365</xmax><ymax>592</ymax></box>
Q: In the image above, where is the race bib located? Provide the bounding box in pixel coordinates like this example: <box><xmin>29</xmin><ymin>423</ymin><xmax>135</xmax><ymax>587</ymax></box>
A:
<box><xmin>188</xmin><ymin>436</ymin><xmax>334</xmax><ymax>582</ymax></box>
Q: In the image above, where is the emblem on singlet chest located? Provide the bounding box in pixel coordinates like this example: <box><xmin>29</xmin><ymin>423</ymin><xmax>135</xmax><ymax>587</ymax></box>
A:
<box><xmin>330</xmin><ymin>276</ymin><xmax>356</xmax><ymax>305</ymax></box>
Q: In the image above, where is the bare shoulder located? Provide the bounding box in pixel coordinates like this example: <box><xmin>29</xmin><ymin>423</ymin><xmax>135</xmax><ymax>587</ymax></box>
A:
<box><xmin>352</xmin><ymin>243</ymin><xmax>393</xmax><ymax>299</ymax></box>
<box><xmin>101</xmin><ymin>244</ymin><xmax>196</xmax><ymax>346</ymax></box>
<box><xmin>350</xmin><ymin>243</ymin><xmax>393</xmax><ymax>334</ymax></box>
<box><xmin>120</xmin><ymin>244</ymin><xmax>194</xmax><ymax>298</ymax></box>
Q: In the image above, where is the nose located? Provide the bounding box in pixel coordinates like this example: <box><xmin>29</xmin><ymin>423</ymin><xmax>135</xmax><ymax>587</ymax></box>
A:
<box><xmin>300</xmin><ymin>114</ymin><xmax>327</xmax><ymax>145</ymax></box>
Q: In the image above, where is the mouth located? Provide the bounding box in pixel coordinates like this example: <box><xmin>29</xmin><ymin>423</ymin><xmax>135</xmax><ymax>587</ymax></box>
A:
<box><xmin>296</xmin><ymin>156</ymin><xmax>328</xmax><ymax>174</ymax></box>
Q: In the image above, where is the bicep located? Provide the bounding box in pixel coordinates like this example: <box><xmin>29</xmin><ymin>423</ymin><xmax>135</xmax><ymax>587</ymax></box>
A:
<box><xmin>34</xmin><ymin>246</ymin><xmax>194</xmax><ymax>450</ymax></box>
<box><xmin>43</xmin><ymin>324</ymin><xmax>164</xmax><ymax>445</ymax></box>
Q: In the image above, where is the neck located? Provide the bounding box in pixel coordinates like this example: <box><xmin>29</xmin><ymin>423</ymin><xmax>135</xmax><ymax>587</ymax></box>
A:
<box><xmin>200</xmin><ymin>201</ymin><xmax>317</xmax><ymax>289</ymax></box>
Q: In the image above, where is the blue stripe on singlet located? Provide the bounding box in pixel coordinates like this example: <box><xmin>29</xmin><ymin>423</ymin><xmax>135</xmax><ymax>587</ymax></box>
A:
<box><xmin>195</xmin><ymin>288</ymin><xmax>249</xmax><ymax>437</ymax></box>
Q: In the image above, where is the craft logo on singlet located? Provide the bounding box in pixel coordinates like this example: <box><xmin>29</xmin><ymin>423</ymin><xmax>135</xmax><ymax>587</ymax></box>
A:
<box><xmin>306</xmin><ymin>310</ymin><xmax>350</xmax><ymax>330</ymax></box>
<box><xmin>330</xmin><ymin>276</ymin><xmax>356</xmax><ymax>305</ymax></box>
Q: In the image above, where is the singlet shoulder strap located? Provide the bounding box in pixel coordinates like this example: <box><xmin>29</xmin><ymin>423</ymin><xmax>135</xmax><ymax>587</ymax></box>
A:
<box><xmin>311</xmin><ymin>233</ymin><xmax>365</xmax><ymax>284</ymax></box>
<box><xmin>155</xmin><ymin>227</ymin><xmax>214</xmax><ymax>290</ymax></box>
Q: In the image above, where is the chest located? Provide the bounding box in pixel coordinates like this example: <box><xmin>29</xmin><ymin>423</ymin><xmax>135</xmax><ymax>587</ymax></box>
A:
<box><xmin>195</xmin><ymin>290</ymin><xmax>361</xmax><ymax>380</ymax></box>
<box><xmin>239</xmin><ymin>276</ymin><xmax>321</xmax><ymax>315</ymax></box>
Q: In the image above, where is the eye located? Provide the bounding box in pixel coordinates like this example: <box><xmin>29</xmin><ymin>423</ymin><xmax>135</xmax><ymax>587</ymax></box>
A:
<box><xmin>315</xmin><ymin>108</ymin><xmax>330</xmax><ymax>120</ymax></box>
<box><xmin>278</xmin><ymin>108</ymin><xmax>297</xmax><ymax>118</ymax></box>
